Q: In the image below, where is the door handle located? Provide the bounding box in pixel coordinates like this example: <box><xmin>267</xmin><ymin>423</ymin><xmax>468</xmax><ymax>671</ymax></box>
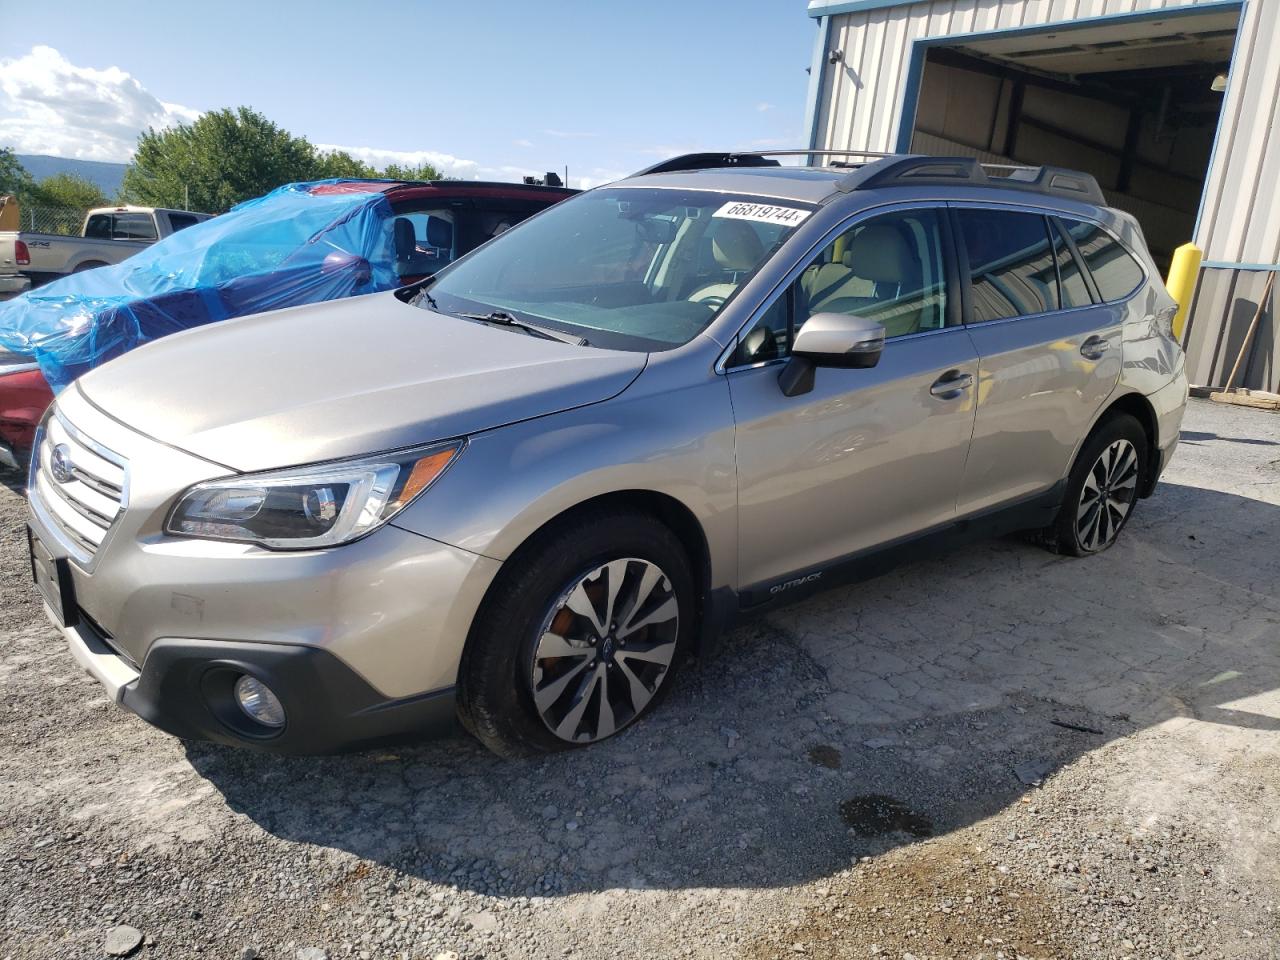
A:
<box><xmin>929</xmin><ymin>371</ymin><xmax>974</xmax><ymax>398</ymax></box>
<box><xmin>1080</xmin><ymin>336</ymin><xmax>1110</xmax><ymax>361</ymax></box>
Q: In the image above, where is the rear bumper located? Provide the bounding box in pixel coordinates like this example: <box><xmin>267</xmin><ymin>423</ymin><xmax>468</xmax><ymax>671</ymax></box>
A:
<box><xmin>48</xmin><ymin>603</ymin><xmax>460</xmax><ymax>753</ymax></box>
<box><xmin>0</xmin><ymin>274</ymin><xmax>31</xmax><ymax>296</ymax></box>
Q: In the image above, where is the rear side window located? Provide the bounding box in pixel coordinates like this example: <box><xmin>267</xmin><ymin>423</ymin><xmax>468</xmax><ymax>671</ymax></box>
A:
<box><xmin>112</xmin><ymin>213</ymin><xmax>158</xmax><ymax>241</ymax></box>
<box><xmin>956</xmin><ymin>209</ymin><xmax>1057</xmax><ymax>322</ymax></box>
<box><xmin>166</xmin><ymin>213</ymin><xmax>201</xmax><ymax>232</ymax></box>
<box><xmin>1061</xmin><ymin>219</ymin><xmax>1145</xmax><ymax>302</ymax></box>
<box><xmin>84</xmin><ymin>214</ymin><xmax>111</xmax><ymax>239</ymax></box>
<box><xmin>1050</xmin><ymin>224</ymin><xmax>1092</xmax><ymax>308</ymax></box>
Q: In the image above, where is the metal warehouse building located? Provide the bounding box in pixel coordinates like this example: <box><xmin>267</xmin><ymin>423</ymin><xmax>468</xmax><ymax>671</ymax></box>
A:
<box><xmin>803</xmin><ymin>0</ymin><xmax>1278</xmax><ymax>390</ymax></box>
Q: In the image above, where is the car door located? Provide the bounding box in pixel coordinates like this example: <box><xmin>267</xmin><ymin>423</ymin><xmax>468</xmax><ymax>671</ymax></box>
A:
<box><xmin>952</xmin><ymin>205</ymin><xmax>1125</xmax><ymax>516</ymax></box>
<box><xmin>726</xmin><ymin>205</ymin><xmax>980</xmax><ymax>598</ymax></box>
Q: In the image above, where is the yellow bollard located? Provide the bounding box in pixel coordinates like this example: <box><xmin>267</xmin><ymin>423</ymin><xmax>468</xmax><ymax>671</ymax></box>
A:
<box><xmin>1165</xmin><ymin>242</ymin><xmax>1203</xmax><ymax>341</ymax></box>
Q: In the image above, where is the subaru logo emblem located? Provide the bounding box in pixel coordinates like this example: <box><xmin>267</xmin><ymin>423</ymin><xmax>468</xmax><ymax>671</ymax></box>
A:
<box><xmin>50</xmin><ymin>444</ymin><xmax>75</xmax><ymax>484</ymax></box>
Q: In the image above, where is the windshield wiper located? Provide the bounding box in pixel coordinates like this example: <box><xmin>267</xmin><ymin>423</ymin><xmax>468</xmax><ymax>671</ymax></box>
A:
<box><xmin>409</xmin><ymin>285</ymin><xmax>439</xmax><ymax>310</ymax></box>
<box><xmin>457</xmin><ymin>311</ymin><xmax>588</xmax><ymax>346</ymax></box>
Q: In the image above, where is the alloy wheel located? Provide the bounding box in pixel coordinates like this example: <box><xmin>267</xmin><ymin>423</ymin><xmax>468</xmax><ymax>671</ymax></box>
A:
<box><xmin>1076</xmin><ymin>438</ymin><xmax>1139</xmax><ymax>552</ymax></box>
<box><xmin>530</xmin><ymin>558</ymin><xmax>679</xmax><ymax>743</ymax></box>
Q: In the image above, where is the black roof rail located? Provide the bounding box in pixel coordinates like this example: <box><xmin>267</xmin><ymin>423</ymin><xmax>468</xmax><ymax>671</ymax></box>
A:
<box><xmin>835</xmin><ymin>155</ymin><xmax>1106</xmax><ymax>205</ymax></box>
<box><xmin>631</xmin><ymin>150</ymin><xmax>1107</xmax><ymax>206</ymax></box>
<box><xmin>632</xmin><ymin>152</ymin><xmax>782</xmax><ymax>176</ymax></box>
<box><xmin>631</xmin><ymin>149</ymin><xmax>896</xmax><ymax>177</ymax></box>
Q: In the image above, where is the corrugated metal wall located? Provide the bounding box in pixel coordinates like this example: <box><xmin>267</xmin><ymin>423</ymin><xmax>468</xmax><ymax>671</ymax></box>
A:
<box><xmin>808</xmin><ymin>0</ymin><xmax>1278</xmax><ymax>390</ymax></box>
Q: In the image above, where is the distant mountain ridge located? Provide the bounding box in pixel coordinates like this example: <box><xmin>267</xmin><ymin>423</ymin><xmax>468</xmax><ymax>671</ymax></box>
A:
<box><xmin>16</xmin><ymin>154</ymin><xmax>129</xmax><ymax>198</ymax></box>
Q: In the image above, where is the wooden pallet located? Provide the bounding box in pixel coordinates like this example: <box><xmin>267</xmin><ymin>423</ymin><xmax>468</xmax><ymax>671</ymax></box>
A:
<box><xmin>1207</xmin><ymin>388</ymin><xmax>1280</xmax><ymax>411</ymax></box>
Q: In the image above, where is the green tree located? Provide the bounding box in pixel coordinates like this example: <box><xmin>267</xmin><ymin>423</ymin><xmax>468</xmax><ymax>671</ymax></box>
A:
<box><xmin>0</xmin><ymin>147</ymin><xmax>34</xmax><ymax>199</ymax></box>
<box><xmin>30</xmin><ymin>172</ymin><xmax>108</xmax><ymax>210</ymax></box>
<box><xmin>121</xmin><ymin>107</ymin><xmax>317</xmax><ymax>213</ymax></box>
<box><xmin>381</xmin><ymin>161</ymin><xmax>442</xmax><ymax>182</ymax></box>
<box><xmin>312</xmin><ymin>150</ymin><xmax>380</xmax><ymax>180</ymax></box>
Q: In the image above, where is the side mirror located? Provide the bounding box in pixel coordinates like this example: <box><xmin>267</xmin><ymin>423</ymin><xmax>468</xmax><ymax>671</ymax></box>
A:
<box><xmin>321</xmin><ymin>252</ymin><xmax>372</xmax><ymax>285</ymax></box>
<box><xmin>779</xmin><ymin>312</ymin><xmax>886</xmax><ymax>397</ymax></box>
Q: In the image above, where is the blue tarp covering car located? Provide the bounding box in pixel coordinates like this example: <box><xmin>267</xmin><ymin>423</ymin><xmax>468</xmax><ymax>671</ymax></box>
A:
<box><xmin>0</xmin><ymin>181</ymin><xmax>401</xmax><ymax>392</ymax></box>
<box><xmin>0</xmin><ymin>177</ymin><xmax>576</xmax><ymax>393</ymax></box>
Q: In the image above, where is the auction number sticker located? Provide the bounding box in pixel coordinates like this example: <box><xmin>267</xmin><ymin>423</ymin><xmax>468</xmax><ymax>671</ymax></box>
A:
<box><xmin>712</xmin><ymin>201</ymin><xmax>811</xmax><ymax>227</ymax></box>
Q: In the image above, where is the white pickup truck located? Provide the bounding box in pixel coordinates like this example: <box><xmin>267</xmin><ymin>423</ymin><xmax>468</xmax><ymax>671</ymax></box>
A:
<box><xmin>0</xmin><ymin>205</ymin><xmax>212</xmax><ymax>296</ymax></box>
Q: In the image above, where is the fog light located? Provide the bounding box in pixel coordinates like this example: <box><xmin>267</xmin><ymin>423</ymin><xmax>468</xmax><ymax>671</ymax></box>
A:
<box><xmin>234</xmin><ymin>675</ymin><xmax>285</xmax><ymax>727</ymax></box>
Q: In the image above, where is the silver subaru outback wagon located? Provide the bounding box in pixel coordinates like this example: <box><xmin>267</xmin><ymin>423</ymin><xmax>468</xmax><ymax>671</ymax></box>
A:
<box><xmin>27</xmin><ymin>152</ymin><xmax>1188</xmax><ymax>756</ymax></box>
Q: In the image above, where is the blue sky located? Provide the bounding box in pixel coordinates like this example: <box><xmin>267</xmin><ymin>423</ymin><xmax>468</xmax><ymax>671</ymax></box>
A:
<box><xmin>0</xmin><ymin>0</ymin><xmax>818</xmax><ymax>187</ymax></box>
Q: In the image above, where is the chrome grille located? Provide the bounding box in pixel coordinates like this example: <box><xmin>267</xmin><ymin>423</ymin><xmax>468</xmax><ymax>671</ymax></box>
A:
<box><xmin>31</xmin><ymin>413</ymin><xmax>128</xmax><ymax>563</ymax></box>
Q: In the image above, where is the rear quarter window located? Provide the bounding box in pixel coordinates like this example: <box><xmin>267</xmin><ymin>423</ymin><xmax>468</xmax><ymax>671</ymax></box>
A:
<box><xmin>1061</xmin><ymin>219</ymin><xmax>1145</xmax><ymax>303</ymax></box>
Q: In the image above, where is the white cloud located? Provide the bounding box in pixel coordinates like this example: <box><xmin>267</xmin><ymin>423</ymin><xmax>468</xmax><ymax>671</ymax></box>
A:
<box><xmin>0</xmin><ymin>46</ymin><xmax>197</xmax><ymax>161</ymax></box>
<box><xmin>315</xmin><ymin>143</ymin><xmax>478</xmax><ymax>179</ymax></box>
<box><xmin>513</xmin><ymin>138</ymin><xmax>534</xmax><ymax>148</ymax></box>
<box><xmin>0</xmin><ymin>45</ymin><xmax>485</xmax><ymax>180</ymax></box>
<box><xmin>757</xmin><ymin>102</ymin><xmax>775</xmax><ymax>112</ymax></box>
<box><xmin>573</xmin><ymin>168</ymin><xmax>629</xmax><ymax>190</ymax></box>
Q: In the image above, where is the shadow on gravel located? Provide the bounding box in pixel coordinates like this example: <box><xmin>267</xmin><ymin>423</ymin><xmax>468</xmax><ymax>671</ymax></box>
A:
<box><xmin>186</xmin><ymin>482</ymin><xmax>1280</xmax><ymax>897</ymax></box>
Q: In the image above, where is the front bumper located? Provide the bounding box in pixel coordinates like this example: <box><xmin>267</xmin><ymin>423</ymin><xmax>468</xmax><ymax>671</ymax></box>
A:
<box><xmin>31</xmin><ymin>387</ymin><xmax>502</xmax><ymax>753</ymax></box>
<box><xmin>48</xmin><ymin>605</ymin><xmax>458</xmax><ymax>752</ymax></box>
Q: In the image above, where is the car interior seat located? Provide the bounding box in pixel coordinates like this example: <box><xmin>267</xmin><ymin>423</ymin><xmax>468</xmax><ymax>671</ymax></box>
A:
<box><xmin>800</xmin><ymin>224</ymin><xmax>928</xmax><ymax>337</ymax></box>
<box><xmin>393</xmin><ymin>217</ymin><xmax>439</xmax><ymax>280</ymax></box>
<box><xmin>688</xmin><ymin>221</ymin><xmax>765</xmax><ymax>307</ymax></box>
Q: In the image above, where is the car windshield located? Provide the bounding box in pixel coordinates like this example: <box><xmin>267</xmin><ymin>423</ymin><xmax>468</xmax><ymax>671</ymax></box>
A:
<box><xmin>417</xmin><ymin>187</ymin><xmax>813</xmax><ymax>351</ymax></box>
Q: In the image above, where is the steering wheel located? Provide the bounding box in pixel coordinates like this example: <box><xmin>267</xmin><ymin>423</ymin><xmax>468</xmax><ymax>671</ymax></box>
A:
<box><xmin>696</xmin><ymin>295</ymin><xmax>727</xmax><ymax>309</ymax></box>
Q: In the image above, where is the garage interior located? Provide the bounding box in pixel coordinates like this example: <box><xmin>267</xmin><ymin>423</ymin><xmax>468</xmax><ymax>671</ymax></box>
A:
<box><xmin>907</xmin><ymin>9</ymin><xmax>1238</xmax><ymax>274</ymax></box>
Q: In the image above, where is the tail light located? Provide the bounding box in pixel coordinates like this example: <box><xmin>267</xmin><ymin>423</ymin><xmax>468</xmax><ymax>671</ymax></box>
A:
<box><xmin>13</xmin><ymin>240</ymin><xmax>29</xmax><ymax>266</ymax></box>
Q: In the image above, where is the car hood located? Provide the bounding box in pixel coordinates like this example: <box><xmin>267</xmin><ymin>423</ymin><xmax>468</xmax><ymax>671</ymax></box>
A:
<box><xmin>76</xmin><ymin>293</ymin><xmax>646</xmax><ymax>472</ymax></box>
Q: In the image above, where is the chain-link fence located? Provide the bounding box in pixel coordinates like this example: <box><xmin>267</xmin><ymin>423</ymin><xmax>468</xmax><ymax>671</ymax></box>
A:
<box><xmin>18</xmin><ymin>206</ymin><xmax>86</xmax><ymax>236</ymax></box>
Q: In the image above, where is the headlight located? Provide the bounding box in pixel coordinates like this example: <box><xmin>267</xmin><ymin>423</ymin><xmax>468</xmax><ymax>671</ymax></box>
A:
<box><xmin>165</xmin><ymin>441</ymin><xmax>463</xmax><ymax>549</ymax></box>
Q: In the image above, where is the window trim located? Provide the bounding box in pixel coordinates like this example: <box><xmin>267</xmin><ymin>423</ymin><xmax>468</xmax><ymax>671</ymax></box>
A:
<box><xmin>1051</xmin><ymin>217</ymin><xmax>1101</xmax><ymax>305</ymax></box>
<box><xmin>1053</xmin><ymin>215</ymin><xmax>1147</xmax><ymax>305</ymax></box>
<box><xmin>946</xmin><ymin>200</ymin><xmax>1149</xmax><ymax>325</ymax></box>
<box><xmin>950</xmin><ymin>206</ymin><xmax>1063</xmax><ymax>326</ymax></box>
<box><xmin>717</xmin><ymin>200</ymin><xmax>961</xmax><ymax>374</ymax></box>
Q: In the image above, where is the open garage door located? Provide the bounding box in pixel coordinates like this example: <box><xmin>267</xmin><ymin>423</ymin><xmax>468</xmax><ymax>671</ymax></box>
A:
<box><xmin>907</xmin><ymin>8</ymin><xmax>1238</xmax><ymax>274</ymax></box>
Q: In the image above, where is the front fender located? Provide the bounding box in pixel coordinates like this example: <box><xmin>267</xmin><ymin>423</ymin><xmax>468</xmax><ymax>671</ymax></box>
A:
<box><xmin>391</xmin><ymin>366</ymin><xmax>739</xmax><ymax>592</ymax></box>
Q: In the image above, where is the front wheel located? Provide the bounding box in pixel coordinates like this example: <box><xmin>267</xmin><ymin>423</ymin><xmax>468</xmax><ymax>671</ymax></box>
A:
<box><xmin>457</xmin><ymin>509</ymin><xmax>695</xmax><ymax>757</ymax></box>
<box><xmin>1047</xmin><ymin>413</ymin><xmax>1148</xmax><ymax>556</ymax></box>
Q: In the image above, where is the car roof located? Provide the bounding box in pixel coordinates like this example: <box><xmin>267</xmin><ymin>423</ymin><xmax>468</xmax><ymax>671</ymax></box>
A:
<box><xmin>612</xmin><ymin>167</ymin><xmax>846</xmax><ymax>204</ymax></box>
<box><xmin>306</xmin><ymin>180</ymin><xmax>577</xmax><ymax>202</ymax></box>
<box><xmin>614</xmin><ymin>153</ymin><xmax>1109</xmax><ymax>212</ymax></box>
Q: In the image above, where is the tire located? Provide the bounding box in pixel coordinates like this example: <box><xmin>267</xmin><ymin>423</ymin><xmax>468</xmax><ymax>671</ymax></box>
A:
<box><xmin>457</xmin><ymin>508</ymin><xmax>696</xmax><ymax>757</ymax></box>
<box><xmin>73</xmin><ymin>261</ymin><xmax>108</xmax><ymax>272</ymax></box>
<box><xmin>1046</xmin><ymin>413</ymin><xmax>1148</xmax><ymax>557</ymax></box>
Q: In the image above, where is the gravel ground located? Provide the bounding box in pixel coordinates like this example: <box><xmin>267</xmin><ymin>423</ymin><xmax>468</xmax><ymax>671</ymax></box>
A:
<box><xmin>1</xmin><ymin>398</ymin><xmax>1277</xmax><ymax>960</ymax></box>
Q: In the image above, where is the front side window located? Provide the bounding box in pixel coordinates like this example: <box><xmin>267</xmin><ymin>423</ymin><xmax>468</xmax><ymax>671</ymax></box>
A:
<box><xmin>420</xmin><ymin>188</ymin><xmax>810</xmax><ymax>351</ymax></box>
<box><xmin>732</xmin><ymin>207</ymin><xmax>950</xmax><ymax>366</ymax></box>
<box><xmin>388</xmin><ymin>208</ymin><xmax>455</xmax><ymax>279</ymax></box>
<box><xmin>1061</xmin><ymin>219</ymin><xmax>1145</xmax><ymax>303</ymax></box>
<box><xmin>957</xmin><ymin>209</ymin><xmax>1057</xmax><ymax>322</ymax></box>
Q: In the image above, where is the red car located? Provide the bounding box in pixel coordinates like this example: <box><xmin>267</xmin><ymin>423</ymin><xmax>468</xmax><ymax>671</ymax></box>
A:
<box><xmin>0</xmin><ymin>178</ymin><xmax>575</xmax><ymax>471</ymax></box>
